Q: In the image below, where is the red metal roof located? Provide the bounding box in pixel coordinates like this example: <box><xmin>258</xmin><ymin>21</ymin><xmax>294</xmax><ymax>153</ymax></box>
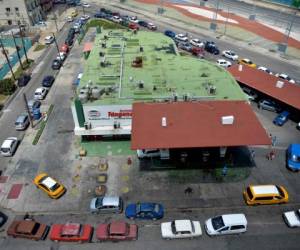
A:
<box><xmin>228</xmin><ymin>64</ymin><xmax>300</xmax><ymax>110</ymax></box>
<box><xmin>83</xmin><ymin>42</ymin><xmax>93</xmax><ymax>52</ymax></box>
<box><xmin>131</xmin><ymin>101</ymin><xmax>271</xmax><ymax>149</ymax></box>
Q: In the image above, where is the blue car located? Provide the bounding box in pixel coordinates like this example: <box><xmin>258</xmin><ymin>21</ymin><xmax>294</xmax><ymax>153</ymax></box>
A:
<box><xmin>273</xmin><ymin>111</ymin><xmax>290</xmax><ymax>126</ymax></box>
<box><xmin>164</xmin><ymin>30</ymin><xmax>176</xmax><ymax>38</ymax></box>
<box><xmin>125</xmin><ymin>202</ymin><xmax>164</xmax><ymax>220</ymax></box>
<box><xmin>286</xmin><ymin>144</ymin><xmax>300</xmax><ymax>171</ymax></box>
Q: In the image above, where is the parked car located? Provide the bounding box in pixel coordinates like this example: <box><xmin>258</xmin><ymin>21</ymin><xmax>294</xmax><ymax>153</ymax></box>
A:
<box><xmin>0</xmin><ymin>211</ymin><xmax>8</xmax><ymax>228</ymax></box>
<box><xmin>283</xmin><ymin>209</ymin><xmax>300</xmax><ymax>227</ymax></box>
<box><xmin>0</xmin><ymin>137</ymin><xmax>18</xmax><ymax>157</ymax></box>
<box><xmin>273</xmin><ymin>111</ymin><xmax>290</xmax><ymax>126</ymax></box>
<box><xmin>125</xmin><ymin>202</ymin><xmax>164</xmax><ymax>220</ymax></box>
<box><xmin>65</xmin><ymin>37</ymin><xmax>74</xmax><ymax>46</ymax></box>
<box><xmin>190</xmin><ymin>38</ymin><xmax>204</xmax><ymax>48</ymax></box>
<box><xmin>128</xmin><ymin>23</ymin><xmax>139</xmax><ymax>30</ymax></box>
<box><xmin>15</xmin><ymin>113</ymin><xmax>30</xmax><ymax>131</ymax></box>
<box><xmin>138</xmin><ymin>20</ymin><xmax>148</xmax><ymax>27</ymax></box>
<box><xmin>17</xmin><ymin>74</ymin><xmax>31</xmax><ymax>87</ymax></box>
<box><xmin>50</xmin><ymin>223</ymin><xmax>93</xmax><ymax>242</ymax></box>
<box><xmin>60</xmin><ymin>44</ymin><xmax>69</xmax><ymax>53</ymax></box>
<box><xmin>129</xmin><ymin>16</ymin><xmax>139</xmax><ymax>23</ymax></box>
<box><xmin>44</xmin><ymin>35</ymin><xmax>54</xmax><ymax>45</ymax></box>
<box><xmin>7</xmin><ymin>219</ymin><xmax>49</xmax><ymax>240</ymax></box>
<box><xmin>112</xmin><ymin>16</ymin><xmax>122</xmax><ymax>23</ymax></box>
<box><xmin>275</xmin><ymin>73</ymin><xmax>295</xmax><ymax>84</ymax></box>
<box><xmin>205</xmin><ymin>41</ymin><xmax>220</xmax><ymax>55</ymax></box>
<box><xmin>161</xmin><ymin>219</ymin><xmax>202</xmax><ymax>239</ymax></box>
<box><xmin>56</xmin><ymin>52</ymin><xmax>67</xmax><ymax>62</ymax></box>
<box><xmin>27</xmin><ymin>99</ymin><xmax>41</xmax><ymax>113</ymax></box>
<box><xmin>243</xmin><ymin>185</ymin><xmax>289</xmax><ymax>205</ymax></box>
<box><xmin>238</xmin><ymin>58</ymin><xmax>256</xmax><ymax>68</ymax></box>
<box><xmin>191</xmin><ymin>47</ymin><xmax>205</xmax><ymax>58</ymax></box>
<box><xmin>94</xmin><ymin>12</ymin><xmax>107</xmax><ymax>18</ymax></box>
<box><xmin>52</xmin><ymin>59</ymin><xmax>62</xmax><ymax>70</ymax></box>
<box><xmin>80</xmin><ymin>15</ymin><xmax>90</xmax><ymax>21</ymax></box>
<box><xmin>217</xmin><ymin>59</ymin><xmax>232</xmax><ymax>68</ymax></box>
<box><xmin>242</xmin><ymin>87</ymin><xmax>258</xmax><ymax>101</ymax></box>
<box><xmin>33</xmin><ymin>173</ymin><xmax>66</xmax><ymax>199</ymax></box>
<box><xmin>205</xmin><ymin>214</ymin><xmax>247</xmax><ymax>236</ymax></box>
<box><xmin>222</xmin><ymin>50</ymin><xmax>238</xmax><ymax>60</ymax></box>
<box><xmin>82</xmin><ymin>3</ymin><xmax>90</xmax><ymax>8</ymax></box>
<box><xmin>164</xmin><ymin>30</ymin><xmax>176</xmax><ymax>38</ymax></box>
<box><xmin>97</xmin><ymin>221</ymin><xmax>138</xmax><ymax>241</ymax></box>
<box><xmin>286</xmin><ymin>144</ymin><xmax>300</xmax><ymax>171</ymax></box>
<box><xmin>147</xmin><ymin>22</ymin><xmax>157</xmax><ymax>30</ymax></box>
<box><xmin>175</xmin><ymin>34</ymin><xmax>188</xmax><ymax>42</ymax></box>
<box><xmin>34</xmin><ymin>87</ymin><xmax>48</xmax><ymax>100</ymax></box>
<box><xmin>90</xmin><ymin>196</ymin><xmax>123</xmax><ymax>213</ymax></box>
<box><xmin>258</xmin><ymin>66</ymin><xmax>273</xmax><ymax>75</ymax></box>
<box><xmin>42</xmin><ymin>75</ymin><xmax>55</xmax><ymax>88</ymax></box>
<box><xmin>258</xmin><ymin>99</ymin><xmax>281</xmax><ymax>112</ymax></box>
<box><xmin>177</xmin><ymin>42</ymin><xmax>192</xmax><ymax>52</ymax></box>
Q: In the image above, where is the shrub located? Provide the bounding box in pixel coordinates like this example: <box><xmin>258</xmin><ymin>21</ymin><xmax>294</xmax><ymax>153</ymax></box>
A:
<box><xmin>0</xmin><ymin>78</ymin><xmax>17</xmax><ymax>95</ymax></box>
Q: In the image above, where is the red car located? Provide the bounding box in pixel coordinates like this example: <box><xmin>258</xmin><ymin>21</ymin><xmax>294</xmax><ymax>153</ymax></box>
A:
<box><xmin>128</xmin><ymin>23</ymin><xmax>139</xmax><ymax>31</ymax></box>
<box><xmin>60</xmin><ymin>44</ymin><xmax>69</xmax><ymax>53</ymax></box>
<box><xmin>50</xmin><ymin>223</ymin><xmax>93</xmax><ymax>243</ymax></box>
<box><xmin>191</xmin><ymin>47</ymin><xmax>205</xmax><ymax>58</ymax></box>
<box><xmin>96</xmin><ymin>221</ymin><xmax>137</xmax><ymax>242</ymax></box>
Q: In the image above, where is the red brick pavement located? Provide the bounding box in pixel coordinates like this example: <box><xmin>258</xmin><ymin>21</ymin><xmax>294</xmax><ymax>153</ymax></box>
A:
<box><xmin>135</xmin><ymin>0</ymin><xmax>300</xmax><ymax>49</ymax></box>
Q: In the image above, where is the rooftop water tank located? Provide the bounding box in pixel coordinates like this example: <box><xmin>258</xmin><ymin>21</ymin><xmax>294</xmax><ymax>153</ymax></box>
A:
<box><xmin>91</xmin><ymin>86</ymin><xmax>101</xmax><ymax>99</ymax></box>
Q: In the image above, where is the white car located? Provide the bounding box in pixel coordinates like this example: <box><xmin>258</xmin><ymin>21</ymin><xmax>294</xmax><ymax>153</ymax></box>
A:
<box><xmin>66</xmin><ymin>16</ymin><xmax>73</xmax><ymax>22</ymax></box>
<box><xmin>82</xmin><ymin>3</ymin><xmax>90</xmax><ymax>8</ymax></box>
<box><xmin>275</xmin><ymin>73</ymin><xmax>295</xmax><ymax>84</ymax></box>
<box><xmin>205</xmin><ymin>214</ymin><xmax>247</xmax><ymax>236</ymax></box>
<box><xmin>222</xmin><ymin>50</ymin><xmax>238</xmax><ymax>60</ymax></box>
<box><xmin>129</xmin><ymin>16</ymin><xmax>139</xmax><ymax>23</ymax></box>
<box><xmin>0</xmin><ymin>137</ymin><xmax>18</xmax><ymax>157</ymax></box>
<box><xmin>112</xmin><ymin>16</ymin><xmax>122</xmax><ymax>23</ymax></box>
<box><xmin>175</xmin><ymin>34</ymin><xmax>188</xmax><ymax>42</ymax></box>
<box><xmin>190</xmin><ymin>38</ymin><xmax>204</xmax><ymax>48</ymax></box>
<box><xmin>80</xmin><ymin>15</ymin><xmax>90</xmax><ymax>21</ymax></box>
<box><xmin>56</xmin><ymin>52</ymin><xmax>66</xmax><ymax>62</ymax></box>
<box><xmin>258</xmin><ymin>66</ymin><xmax>273</xmax><ymax>75</ymax></box>
<box><xmin>147</xmin><ymin>22</ymin><xmax>157</xmax><ymax>30</ymax></box>
<box><xmin>217</xmin><ymin>59</ymin><xmax>232</xmax><ymax>68</ymax></box>
<box><xmin>34</xmin><ymin>87</ymin><xmax>48</xmax><ymax>100</ymax></box>
<box><xmin>283</xmin><ymin>209</ymin><xmax>300</xmax><ymax>228</ymax></box>
<box><xmin>44</xmin><ymin>35</ymin><xmax>54</xmax><ymax>45</ymax></box>
<box><xmin>161</xmin><ymin>219</ymin><xmax>202</xmax><ymax>239</ymax></box>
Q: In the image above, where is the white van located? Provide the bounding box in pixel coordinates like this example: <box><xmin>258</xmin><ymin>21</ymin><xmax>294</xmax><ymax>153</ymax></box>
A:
<box><xmin>0</xmin><ymin>137</ymin><xmax>18</xmax><ymax>157</ymax></box>
<box><xmin>137</xmin><ymin>149</ymin><xmax>170</xmax><ymax>160</ymax></box>
<box><xmin>205</xmin><ymin>214</ymin><xmax>247</xmax><ymax>236</ymax></box>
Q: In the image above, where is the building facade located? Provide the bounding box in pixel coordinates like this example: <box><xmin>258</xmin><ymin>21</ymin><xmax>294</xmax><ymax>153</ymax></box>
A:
<box><xmin>0</xmin><ymin>0</ymin><xmax>48</xmax><ymax>26</ymax></box>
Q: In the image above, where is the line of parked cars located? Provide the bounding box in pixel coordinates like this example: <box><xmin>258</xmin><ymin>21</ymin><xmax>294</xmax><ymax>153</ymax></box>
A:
<box><xmin>3</xmin><ymin>181</ymin><xmax>299</xmax><ymax>243</ymax></box>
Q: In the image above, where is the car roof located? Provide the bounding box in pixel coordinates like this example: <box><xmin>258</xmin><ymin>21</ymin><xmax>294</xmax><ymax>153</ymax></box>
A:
<box><xmin>102</xmin><ymin>196</ymin><xmax>120</xmax><ymax>206</ymax></box>
<box><xmin>35</xmin><ymin>87</ymin><xmax>44</xmax><ymax>92</ymax></box>
<box><xmin>16</xmin><ymin>114</ymin><xmax>28</xmax><ymax>122</ymax></box>
<box><xmin>222</xmin><ymin>214</ymin><xmax>247</xmax><ymax>225</ymax></box>
<box><xmin>2</xmin><ymin>138</ymin><xmax>16</xmax><ymax>148</ymax></box>
<box><xmin>109</xmin><ymin>221</ymin><xmax>126</xmax><ymax>234</ymax></box>
<box><xmin>140</xmin><ymin>202</ymin><xmax>156</xmax><ymax>212</ymax></box>
<box><xmin>41</xmin><ymin>176</ymin><xmax>57</xmax><ymax>188</ymax></box>
<box><xmin>251</xmin><ymin>185</ymin><xmax>279</xmax><ymax>195</ymax></box>
<box><xmin>174</xmin><ymin>220</ymin><xmax>192</xmax><ymax>232</ymax></box>
<box><xmin>62</xmin><ymin>223</ymin><xmax>81</xmax><ymax>236</ymax></box>
<box><xmin>290</xmin><ymin>144</ymin><xmax>300</xmax><ymax>153</ymax></box>
<box><xmin>279</xmin><ymin>111</ymin><xmax>289</xmax><ymax>115</ymax></box>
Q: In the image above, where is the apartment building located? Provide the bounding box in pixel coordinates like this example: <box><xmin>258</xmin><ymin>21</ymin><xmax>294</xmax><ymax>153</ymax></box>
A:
<box><xmin>0</xmin><ymin>0</ymin><xmax>49</xmax><ymax>26</ymax></box>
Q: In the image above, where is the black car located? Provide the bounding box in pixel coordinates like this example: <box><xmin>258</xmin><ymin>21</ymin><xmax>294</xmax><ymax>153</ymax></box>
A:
<box><xmin>205</xmin><ymin>41</ymin><xmax>220</xmax><ymax>55</ymax></box>
<box><xmin>42</xmin><ymin>75</ymin><xmax>55</xmax><ymax>88</ymax></box>
<box><xmin>68</xmin><ymin>28</ymin><xmax>75</xmax><ymax>36</ymax></box>
<box><xmin>138</xmin><ymin>20</ymin><xmax>148</xmax><ymax>27</ymax></box>
<box><xmin>51</xmin><ymin>59</ymin><xmax>62</xmax><ymax>70</ymax></box>
<box><xmin>0</xmin><ymin>211</ymin><xmax>7</xmax><ymax>227</ymax></box>
<box><xmin>65</xmin><ymin>37</ymin><xmax>74</xmax><ymax>46</ymax></box>
<box><xmin>67</xmin><ymin>32</ymin><xmax>75</xmax><ymax>40</ymax></box>
<box><xmin>17</xmin><ymin>74</ymin><xmax>31</xmax><ymax>87</ymax></box>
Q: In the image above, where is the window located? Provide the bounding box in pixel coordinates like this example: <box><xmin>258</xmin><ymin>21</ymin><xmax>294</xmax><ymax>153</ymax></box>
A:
<box><xmin>246</xmin><ymin>187</ymin><xmax>253</xmax><ymax>200</ymax></box>
<box><xmin>255</xmin><ymin>196</ymin><xmax>273</xmax><ymax>201</ymax></box>
<box><xmin>6</xmin><ymin>7</ymin><xmax>11</xmax><ymax>12</ymax></box>
<box><xmin>230</xmin><ymin>225</ymin><xmax>245</xmax><ymax>230</ymax></box>
<box><xmin>219</xmin><ymin>226</ymin><xmax>229</xmax><ymax>232</ymax></box>
<box><xmin>15</xmin><ymin>7</ymin><xmax>19</xmax><ymax>11</ymax></box>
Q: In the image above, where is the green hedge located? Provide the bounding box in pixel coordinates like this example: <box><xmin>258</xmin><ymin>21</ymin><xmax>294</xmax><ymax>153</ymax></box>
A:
<box><xmin>0</xmin><ymin>78</ymin><xmax>16</xmax><ymax>95</ymax></box>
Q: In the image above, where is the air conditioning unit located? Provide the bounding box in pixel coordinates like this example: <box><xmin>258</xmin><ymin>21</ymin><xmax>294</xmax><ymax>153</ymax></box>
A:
<box><xmin>84</xmin><ymin>122</ymin><xmax>91</xmax><ymax>130</ymax></box>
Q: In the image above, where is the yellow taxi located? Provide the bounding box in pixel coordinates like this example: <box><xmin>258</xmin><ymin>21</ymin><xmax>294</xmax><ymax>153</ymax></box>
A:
<box><xmin>238</xmin><ymin>58</ymin><xmax>256</xmax><ymax>68</ymax></box>
<box><xmin>70</xmin><ymin>9</ymin><xmax>78</xmax><ymax>17</ymax></box>
<box><xmin>243</xmin><ymin>184</ymin><xmax>289</xmax><ymax>205</ymax></box>
<box><xmin>33</xmin><ymin>173</ymin><xmax>66</xmax><ymax>199</ymax></box>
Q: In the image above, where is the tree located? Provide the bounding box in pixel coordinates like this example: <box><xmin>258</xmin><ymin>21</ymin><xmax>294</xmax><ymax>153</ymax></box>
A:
<box><xmin>292</xmin><ymin>0</ymin><xmax>300</xmax><ymax>8</ymax></box>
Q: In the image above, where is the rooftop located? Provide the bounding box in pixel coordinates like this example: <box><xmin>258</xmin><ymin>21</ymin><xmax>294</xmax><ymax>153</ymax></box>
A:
<box><xmin>228</xmin><ymin>64</ymin><xmax>300</xmax><ymax>110</ymax></box>
<box><xmin>131</xmin><ymin>101</ymin><xmax>271</xmax><ymax>150</ymax></box>
<box><xmin>78</xmin><ymin>30</ymin><xmax>246</xmax><ymax>106</ymax></box>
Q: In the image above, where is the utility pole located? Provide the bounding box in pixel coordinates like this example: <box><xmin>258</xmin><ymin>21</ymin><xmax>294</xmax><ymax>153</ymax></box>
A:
<box><xmin>53</xmin><ymin>14</ymin><xmax>59</xmax><ymax>33</ymax></box>
<box><xmin>223</xmin><ymin>6</ymin><xmax>229</xmax><ymax>36</ymax></box>
<box><xmin>18</xmin><ymin>22</ymin><xmax>29</xmax><ymax>64</ymax></box>
<box><xmin>210</xmin><ymin>0</ymin><xmax>220</xmax><ymax>31</ymax></box>
<box><xmin>52</xmin><ymin>32</ymin><xmax>63</xmax><ymax>61</ymax></box>
<box><xmin>23</xmin><ymin>93</ymin><xmax>33</xmax><ymax>128</ymax></box>
<box><xmin>11</xmin><ymin>31</ymin><xmax>24</xmax><ymax>70</ymax></box>
<box><xmin>0</xmin><ymin>38</ymin><xmax>16</xmax><ymax>80</ymax></box>
<box><xmin>82</xmin><ymin>5</ymin><xmax>85</xmax><ymax>15</ymax></box>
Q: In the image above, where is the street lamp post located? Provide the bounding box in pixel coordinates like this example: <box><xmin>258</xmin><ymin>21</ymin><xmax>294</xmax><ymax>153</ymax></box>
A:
<box><xmin>210</xmin><ymin>0</ymin><xmax>220</xmax><ymax>31</ymax></box>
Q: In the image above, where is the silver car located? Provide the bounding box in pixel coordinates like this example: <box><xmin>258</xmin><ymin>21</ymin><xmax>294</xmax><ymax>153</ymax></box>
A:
<box><xmin>15</xmin><ymin>114</ymin><xmax>30</xmax><ymax>131</ymax></box>
<box><xmin>90</xmin><ymin>196</ymin><xmax>123</xmax><ymax>214</ymax></box>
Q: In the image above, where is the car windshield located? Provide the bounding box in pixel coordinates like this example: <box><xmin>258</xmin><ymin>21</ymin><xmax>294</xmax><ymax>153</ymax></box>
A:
<box><xmin>296</xmin><ymin>210</ymin><xmax>300</xmax><ymax>220</ymax></box>
<box><xmin>31</xmin><ymin>223</ymin><xmax>41</xmax><ymax>235</ymax></box>
<box><xmin>1</xmin><ymin>148</ymin><xmax>9</xmax><ymax>153</ymax></box>
<box><xmin>154</xmin><ymin>204</ymin><xmax>160</xmax><ymax>213</ymax></box>
<box><xmin>247</xmin><ymin>187</ymin><xmax>253</xmax><ymax>199</ymax></box>
<box><xmin>276</xmin><ymin>186</ymin><xmax>285</xmax><ymax>197</ymax></box>
<box><xmin>211</xmin><ymin>216</ymin><xmax>225</xmax><ymax>230</ymax></box>
<box><xmin>171</xmin><ymin>221</ymin><xmax>177</xmax><ymax>234</ymax></box>
<box><xmin>95</xmin><ymin>197</ymin><xmax>104</xmax><ymax>208</ymax></box>
<box><xmin>291</xmin><ymin>154</ymin><xmax>300</xmax><ymax>162</ymax></box>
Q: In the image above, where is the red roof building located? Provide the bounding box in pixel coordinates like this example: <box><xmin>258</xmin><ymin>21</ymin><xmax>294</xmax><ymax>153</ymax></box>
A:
<box><xmin>227</xmin><ymin>64</ymin><xmax>300</xmax><ymax>110</ymax></box>
<box><xmin>131</xmin><ymin>101</ymin><xmax>271</xmax><ymax>150</ymax></box>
